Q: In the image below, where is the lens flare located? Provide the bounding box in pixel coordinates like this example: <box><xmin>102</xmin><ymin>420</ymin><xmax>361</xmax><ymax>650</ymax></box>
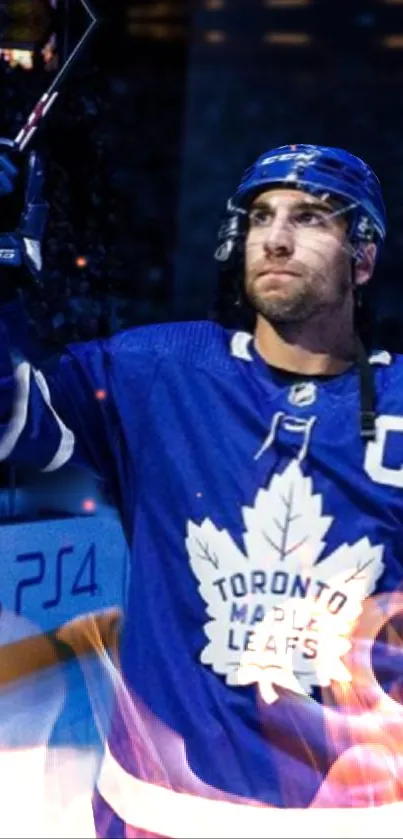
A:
<box><xmin>2</xmin><ymin>587</ymin><xmax>403</xmax><ymax>837</ymax></box>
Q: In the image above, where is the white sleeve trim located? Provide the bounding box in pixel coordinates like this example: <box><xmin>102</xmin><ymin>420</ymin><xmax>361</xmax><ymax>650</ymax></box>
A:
<box><xmin>97</xmin><ymin>745</ymin><xmax>403</xmax><ymax>839</ymax></box>
<box><xmin>0</xmin><ymin>361</ymin><xmax>75</xmax><ymax>471</ymax></box>
<box><xmin>0</xmin><ymin>361</ymin><xmax>31</xmax><ymax>460</ymax></box>
<box><xmin>33</xmin><ymin>369</ymin><xmax>75</xmax><ymax>472</ymax></box>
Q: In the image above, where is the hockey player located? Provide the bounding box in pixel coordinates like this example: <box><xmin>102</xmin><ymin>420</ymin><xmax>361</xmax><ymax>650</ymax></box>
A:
<box><xmin>1</xmin><ymin>143</ymin><xmax>403</xmax><ymax>837</ymax></box>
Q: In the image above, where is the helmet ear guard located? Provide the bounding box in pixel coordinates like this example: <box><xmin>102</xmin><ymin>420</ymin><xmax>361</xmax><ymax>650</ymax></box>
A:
<box><xmin>215</xmin><ymin>200</ymin><xmax>247</xmax><ymax>264</ymax></box>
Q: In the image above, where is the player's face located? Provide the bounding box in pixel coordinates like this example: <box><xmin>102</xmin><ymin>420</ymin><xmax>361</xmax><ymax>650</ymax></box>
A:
<box><xmin>244</xmin><ymin>188</ymin><xmax>370</xmax><ymax>325</ymax></box>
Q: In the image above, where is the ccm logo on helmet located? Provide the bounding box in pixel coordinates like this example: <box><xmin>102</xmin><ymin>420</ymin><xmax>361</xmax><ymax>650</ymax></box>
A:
<box><xmin>261</xmin><ymin>152</ymin><xmax>318</xmax><ymax>166</ymax></box>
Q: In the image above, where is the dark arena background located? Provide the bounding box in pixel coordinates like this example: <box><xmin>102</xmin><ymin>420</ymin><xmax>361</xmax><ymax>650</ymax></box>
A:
<box><xmin>2</xmin><ymin>0</ymin><xmax>403</xmax><ymax>346</ymax></box>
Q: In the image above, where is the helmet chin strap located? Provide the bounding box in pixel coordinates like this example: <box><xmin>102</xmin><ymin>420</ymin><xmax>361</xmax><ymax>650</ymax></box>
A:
<box><xmin>352</xmin><ymin>264</ymin><xmax>377</xmax><ymax>442</ymax></box>
<box><xmin>356</xmin><ymin>336</ymin><xmax>377</xmax><ymax>441</ymax></box>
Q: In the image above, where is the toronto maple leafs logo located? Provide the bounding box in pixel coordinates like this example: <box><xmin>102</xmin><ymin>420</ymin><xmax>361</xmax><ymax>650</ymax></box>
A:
<box><xmin>186</xmin><ymin>461</ymin><xmax>384</xmax><ymax>704</ymax></box>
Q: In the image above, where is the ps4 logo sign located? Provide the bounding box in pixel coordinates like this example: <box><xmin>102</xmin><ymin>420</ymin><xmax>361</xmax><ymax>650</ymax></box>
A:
<box><xmin>3</xmin><ymin>543</ymin><xmax>99</xmax><ymax>621</ymax></box>
<box><xmin>0</xmin><ymin>249</ymin><xmax>17</xmax><ymax>260</ymax></box>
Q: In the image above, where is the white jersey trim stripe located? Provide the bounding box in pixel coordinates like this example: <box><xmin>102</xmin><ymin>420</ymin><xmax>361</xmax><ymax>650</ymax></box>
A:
<box><xmin>230</xmin><ymin>332</ymin><xmax>253</xmax><ymax>361</ymax></box>
<box><xmin>33</xmin><ymin>369</ymin><xmax>75</xmax><ymax>471</ymax></box>
<box><xmin>97</xmin><ymin>746</ymin><xmax>403</xmax><ymax>839</ymax></box>
<box><xmin>0</xmin><ymin>361</ymin><xmax>31</xmax><ymax>460</ymax></box>
<box><xmin>0</xmin><ymin>362</ymin><xmax>75</xmax><ymax>470</ymax></box>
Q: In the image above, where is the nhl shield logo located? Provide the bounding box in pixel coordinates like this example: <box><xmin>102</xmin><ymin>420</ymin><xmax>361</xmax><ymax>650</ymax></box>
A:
<box><xmin>288</xmin><ymin>382</ymin><xmax>317</xmax><ymax>407</ymax></box>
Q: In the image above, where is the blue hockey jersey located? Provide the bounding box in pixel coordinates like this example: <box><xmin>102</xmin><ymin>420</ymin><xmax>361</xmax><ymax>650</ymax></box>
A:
<box><xmin>1</xmin><ymin>315</ymin><xmax>403</xmax><ymax>836</ymax></box>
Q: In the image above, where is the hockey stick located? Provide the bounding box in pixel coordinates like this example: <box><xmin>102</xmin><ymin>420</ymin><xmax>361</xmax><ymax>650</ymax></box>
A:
<box><xmin>12</xmin><ymin>0</ymin><xmax>100</xmax><ymax>152</ymax></box>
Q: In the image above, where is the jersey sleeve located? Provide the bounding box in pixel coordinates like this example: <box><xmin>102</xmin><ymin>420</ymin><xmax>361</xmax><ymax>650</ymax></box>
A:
<box><xmin>0</xmin><ymin>318</ymin><xmax>147</xmax><ymax>512</ymax></box>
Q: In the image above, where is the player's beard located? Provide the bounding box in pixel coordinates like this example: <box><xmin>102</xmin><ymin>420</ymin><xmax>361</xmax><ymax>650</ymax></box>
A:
<box><xmin>244</xmin><ymin>262</ymin><xmax>352</xmax><ymax>326</ymax></box>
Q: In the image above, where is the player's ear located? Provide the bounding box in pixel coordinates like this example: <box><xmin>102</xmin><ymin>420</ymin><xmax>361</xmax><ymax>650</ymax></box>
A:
<box><xmin>355</xmin><ymin>242</ymin><xmax>377</xmax><ymax>287</ymax></box>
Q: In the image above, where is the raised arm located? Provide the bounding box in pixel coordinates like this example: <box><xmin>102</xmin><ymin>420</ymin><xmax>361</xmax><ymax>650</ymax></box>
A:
<box><xmin>0</xmin><ymin>139</ymin><xmax>123</xmax><ymax>497</ymax></box>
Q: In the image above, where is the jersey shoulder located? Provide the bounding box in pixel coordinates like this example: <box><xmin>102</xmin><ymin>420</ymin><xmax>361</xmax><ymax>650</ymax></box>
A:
<box><xmin>106</xmin><ymin>320</ymin><xmax>242</xmax><ymax>371</ymax></box>
<box><xmin>372</xmin><ymin>350</ymin><xmax>403</xmax><ymax>414</ymax></box>
<box><xmin>59</xmin><ymin>321</ymin><xmax>245</xmax><ymax>409</ymax></box>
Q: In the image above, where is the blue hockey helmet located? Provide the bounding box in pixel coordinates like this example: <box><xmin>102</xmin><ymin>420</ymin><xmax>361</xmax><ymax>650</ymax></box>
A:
<box><xmin>215</xmin><ymin>144</ymin><xmax>386</xmax><ymax>263</ymax></box>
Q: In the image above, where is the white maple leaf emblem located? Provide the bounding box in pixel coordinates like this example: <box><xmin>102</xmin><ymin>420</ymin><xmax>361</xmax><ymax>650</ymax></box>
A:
<box><xmin>186</xmin><ymin>461</ymin><xmax>384</xmax><ymax>704</ymax></box>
